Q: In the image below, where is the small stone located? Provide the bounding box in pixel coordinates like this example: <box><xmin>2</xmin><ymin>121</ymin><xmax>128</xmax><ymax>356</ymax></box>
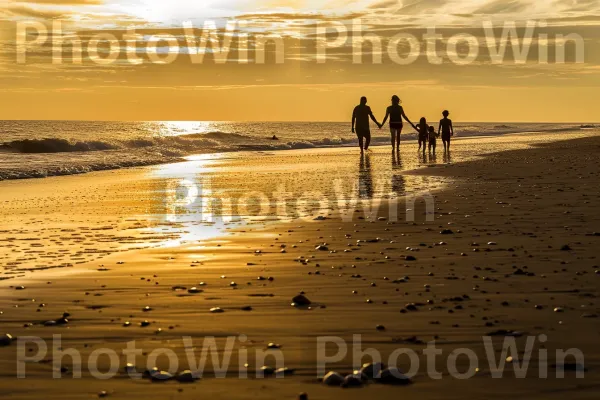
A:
<box><xmin>298</xmin><ymin>392</ymin><xmax>308</xmax><ymax>400</ymax></box>
<box><xmin>260</xmin><ymin>366</ymin><xmax>275</xmax><ymax>376</ymax></box>
<box><xmin>98</xmin><ymin>391</ymin><xmax>109</xmax><ymax>398</ymax></box>
<box><xmin>292</xmin><ymin>294</ymin><xmax>311</xmax><ymax>307</ymax></box>
<box><xmin>360</xmin><ymin>362</ymin><xmax>386</xmax><ymax>379</ymax></box>
<box><xmin>322</xmin><ymin>371</ymin><xmax>344</xmax><ymax>386</ymax></box>
<box><xmin>342</xmin><ymin>373</ymin><xmax>363</xmax><ymax>388</ymax></box>
<box><xmin>275</xmin><ymin>367</ymin><xmax>295</xmax><ymax>376</ymax></box>
<box><xmin>188</xmin><ymin>287</ymin><xmax>202</xmax><ymax>294</ymax></box>
<box><xmin>375</xmin><ymin>325</ymin><xmax>386</xmax><ymax>331</ymax></box>
<box><xmin>375</xmin><ymin>367</ymin><xmax>412</xmax><ymax>385</ymax></box>
<box><xmin>150</xmin><ymin>370</ymin><xmax>174</xmax><ymax>381</ymax></box>
<box><xmin>176</xmin><ymin>370</ymin><xmax>198</xmax><ymax>383</ymax></box>
<box><xmin>0</xmin><ymin>333</ymin><xmax>14</xmax><ymax>346</ymax></box>
<box><xmin>554</xmin><ymin>307</ymin><xmax>564</xmax><ymax>313</ymax></box>
<box><xmin>124</xmin><ymin>363</ymin><xmax>136</xmax><ymax>374</ymax></box>
<box><xmin>210</xmin><ymin>307</ymin><xmax>224</xmax><ymax>313</ymax></box>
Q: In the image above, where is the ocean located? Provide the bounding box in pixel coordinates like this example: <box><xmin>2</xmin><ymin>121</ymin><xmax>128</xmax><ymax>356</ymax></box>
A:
<box><xmin>0</xmin><ymin>121</ymin><xmax>590</xmax><ymax>180</ymax></box>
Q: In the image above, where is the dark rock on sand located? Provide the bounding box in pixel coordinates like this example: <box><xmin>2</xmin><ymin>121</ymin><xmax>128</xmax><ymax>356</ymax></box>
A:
<box><xmin>360</xmin><ymin>362</ymin><xmax>386</xmax><ymax>379</ymax></box>
<box><xmin>292</xmin><ymin>294</ymin><xmax>311</xmax><ymax>307</ymax></box>
<box><xmin>342</xmin><ymin>373</ymin><xmax>364</xmax><ymax>388</ymax></box>
<box><xmin>375</xmin><ymin>367</ymin><xmax>412</xmax><ymax>385</ymax></box>
<box><xmin>322</xmin><ymin>371</ymin><xmax>345</xmax><ymax>386</ymax></box>
<box><xmin>0</xmin><ymin>333</ymin><xmax>14</xmax><ymax>346</ymax></box>
<box><xmin>176</xmin><ymin>370</ymin><xmax>198</xmax><ymax>382</ymax></box>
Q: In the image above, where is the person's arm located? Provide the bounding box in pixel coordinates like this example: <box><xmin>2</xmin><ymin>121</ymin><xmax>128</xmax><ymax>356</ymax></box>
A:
<box><xmin>380</xmin><ymin>109</ymin><xmax>390</xmax><ymax>128</ymax></box>
<box><xmin>351</xmin><ymin>108</ymin><xmax>356</xmax><ymax>133</ymax></box>
<box><xmin>401</xmin><ymin>108</ymin><xmax>414</xmax><ymax>128</ymax></box>
<box><xmin>438</xmin><ymin>120</ymin><xmax>442</xmax><ymax>136</ymax></box>
<box><xmin>368</xmin><ymin>108</ymin><xmax>380</xmax><ymax>127</ymax></box>
<box><xmin>450</xmin><ymin>120</ymin><xmax>454</xmax><ymax>136</ymax></box>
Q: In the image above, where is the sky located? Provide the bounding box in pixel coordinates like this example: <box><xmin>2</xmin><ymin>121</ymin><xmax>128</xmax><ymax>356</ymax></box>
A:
<box><xmin>1</xmin><ymin>0</ymin><xmax>600</xmax><ymax>121</ymax></box>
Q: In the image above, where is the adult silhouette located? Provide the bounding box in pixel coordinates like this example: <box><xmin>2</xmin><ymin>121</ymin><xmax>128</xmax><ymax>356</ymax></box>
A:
<box><xmin>380</xmin><ymin>95</ymin><xmax>415</xmax><ymax>151</ymax></box>
<box><xmin>352</xmin><ymin>96</ymin><xmax>380</xmax><ymax>153</ymax></box>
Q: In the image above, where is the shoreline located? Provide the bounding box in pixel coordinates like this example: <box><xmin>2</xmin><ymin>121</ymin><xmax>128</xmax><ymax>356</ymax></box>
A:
<box><xmin>0</xmin><ymin>126</ymin><xmax>590</xmax><ymax>181</ymax></box>
<box><xmin>0</xmin><ymin>132</ymin><xmax>599</xmax><ymax>399</ymax></box>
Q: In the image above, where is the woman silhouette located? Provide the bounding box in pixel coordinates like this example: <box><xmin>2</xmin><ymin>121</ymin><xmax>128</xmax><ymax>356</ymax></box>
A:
<box><xmin>380</xmin><ymin>95</ymin><xmax>415</xmax><ymax>151</ymax></box>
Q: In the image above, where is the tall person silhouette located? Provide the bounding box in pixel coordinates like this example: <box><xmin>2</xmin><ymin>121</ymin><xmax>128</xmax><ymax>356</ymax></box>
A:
<box><xmin>352</xmin><ymin>97</ymin><xmax>380</xmax><ymax>153</ymax></box>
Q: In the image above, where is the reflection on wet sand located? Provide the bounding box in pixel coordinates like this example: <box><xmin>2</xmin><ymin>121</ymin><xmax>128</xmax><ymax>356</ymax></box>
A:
<box><xmin>358</xmin><ymin>153</ymin><xmax>374</xmax><ymax>199</ymax></box>
<box><xmin>391</xmin><ymin>149</ymin><xmax>405</xmax><ymax>195</ymax></box>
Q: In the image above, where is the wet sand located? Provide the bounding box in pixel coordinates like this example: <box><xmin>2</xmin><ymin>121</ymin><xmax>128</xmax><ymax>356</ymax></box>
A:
<box><xmin>1</xmin><ymin>131</ymin><xmax>599</xmax><ymax>399</ymax></box>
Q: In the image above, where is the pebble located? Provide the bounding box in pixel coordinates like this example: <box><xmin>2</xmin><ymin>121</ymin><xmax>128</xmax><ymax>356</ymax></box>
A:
<box><xmin>176</xmin><ymin>370</ymin><xmax>198</xmax><ymax>383</ymax></box>
<box><xmin>124</xmin><ymin>363</ymin><xmax>136</xmax><ymax>374</ymax></box>
<box><xmin>210</xmin><ymin>307</ymin><xmax>224</xmax><ymax>313</ymax></box>
<box><xmin>150</xmin><ymin>369</ymin><xmax>174</xmax><ymax>381</ymax></box>
<box><xmin>360</xmin><ymin>362</ymin><xmax>386</xmax><ymax>379</ymax></box>
<box><xmin>375</xmin><ymin>367</ymin><xmax>412</xmax><ymax>385</ymax></box>
<box><xmin>275</xmin><ymin>367</ymin><xmax>295</xmax><ymax>376</ymax></box>
<box><xmin>322</xmin><ymin>371</ymin><xmax>344</xmax><ymax>386</ymax></box>
<box><xmin>0</xmin><ymin>333</ymin><xmax>14</xmax><ymax>346</ymax></box>
<box><xmin>298</xmin><ymin>393</ymin><xmax>308</xmax><ymax>400</ymax></box>
<box><xmin>342</xmin><ymin>373</ymin><xmax>364</xmax><ymax>388</ymax></box>
<box><xmin>188</xmin><ymin>287</ymin><xmax>202</xmax><ymax>294</ymax></box>
<box><xmin>260</xmin><ymin>366</ymin><xmax>276</xmax><ymax>376</ymax></box>
<box><xmin>292</xmin><ymin>294</ymin><xmax>311</xmax><ymax>307</ymax></box>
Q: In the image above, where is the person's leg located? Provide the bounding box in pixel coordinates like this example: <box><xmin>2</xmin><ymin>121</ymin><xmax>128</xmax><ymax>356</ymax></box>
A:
<box><xmin>357</xmin><ymin>133</ymin><xmax>364</xmax><ymax>152</ymax></box>
<box><xmin>395</xmin><ymin>129</ymin><xmax>401</xmax><ymax>150</ymax></box>
<box><xmin>364</xmin><ymin>131</ymin><xmax>371</xmax><ymax>150</ymax></box>
<box><xmin>390</xmin><ymin>128</ymin><xmax>395</xmax><ymax>149</ymax></box>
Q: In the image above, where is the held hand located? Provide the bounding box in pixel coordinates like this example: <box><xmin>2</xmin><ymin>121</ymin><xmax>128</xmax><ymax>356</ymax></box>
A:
<box><xmin>352</xmin><ymin>127</ymin><xmax>355</xmax><ymax>133</ymax></box>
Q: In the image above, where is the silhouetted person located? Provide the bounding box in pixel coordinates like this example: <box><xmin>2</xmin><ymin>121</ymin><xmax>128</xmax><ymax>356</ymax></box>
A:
<box><xmin>352</xmin><ymin>97</ymin><xmax>380</xmax><ymax>153</ymax></box>
<box><xmin>380</xmin><ymin>95</ymin><xmax>414</xmax><ymax>151</ymax></box>
<box><xmin>413</xmin><ymin>117</ymin><xmax>429</xmax><ymax>154</ymax></box>
<box><xmin>428</xmin><ymin>125</ymin><xmax>438</xmax><ymax>155</ymax></box>
<box><xmin>438</xmin><ymin>110</ymin><xmax>454</xmax><ymax>153</ymax></box>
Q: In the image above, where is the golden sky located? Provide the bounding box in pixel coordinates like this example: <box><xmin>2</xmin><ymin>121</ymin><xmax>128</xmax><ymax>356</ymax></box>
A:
<box><xmin>1</xmin><ymin>0</ymin><xmax>600</xmax><ymax>121</ymax></box>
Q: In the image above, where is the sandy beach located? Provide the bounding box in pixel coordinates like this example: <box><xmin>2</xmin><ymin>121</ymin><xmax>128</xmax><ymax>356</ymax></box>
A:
<box><xmin>1</xmin><ymin>131</ymin><xmax>600</xmax><ymax>400</ymax></box>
